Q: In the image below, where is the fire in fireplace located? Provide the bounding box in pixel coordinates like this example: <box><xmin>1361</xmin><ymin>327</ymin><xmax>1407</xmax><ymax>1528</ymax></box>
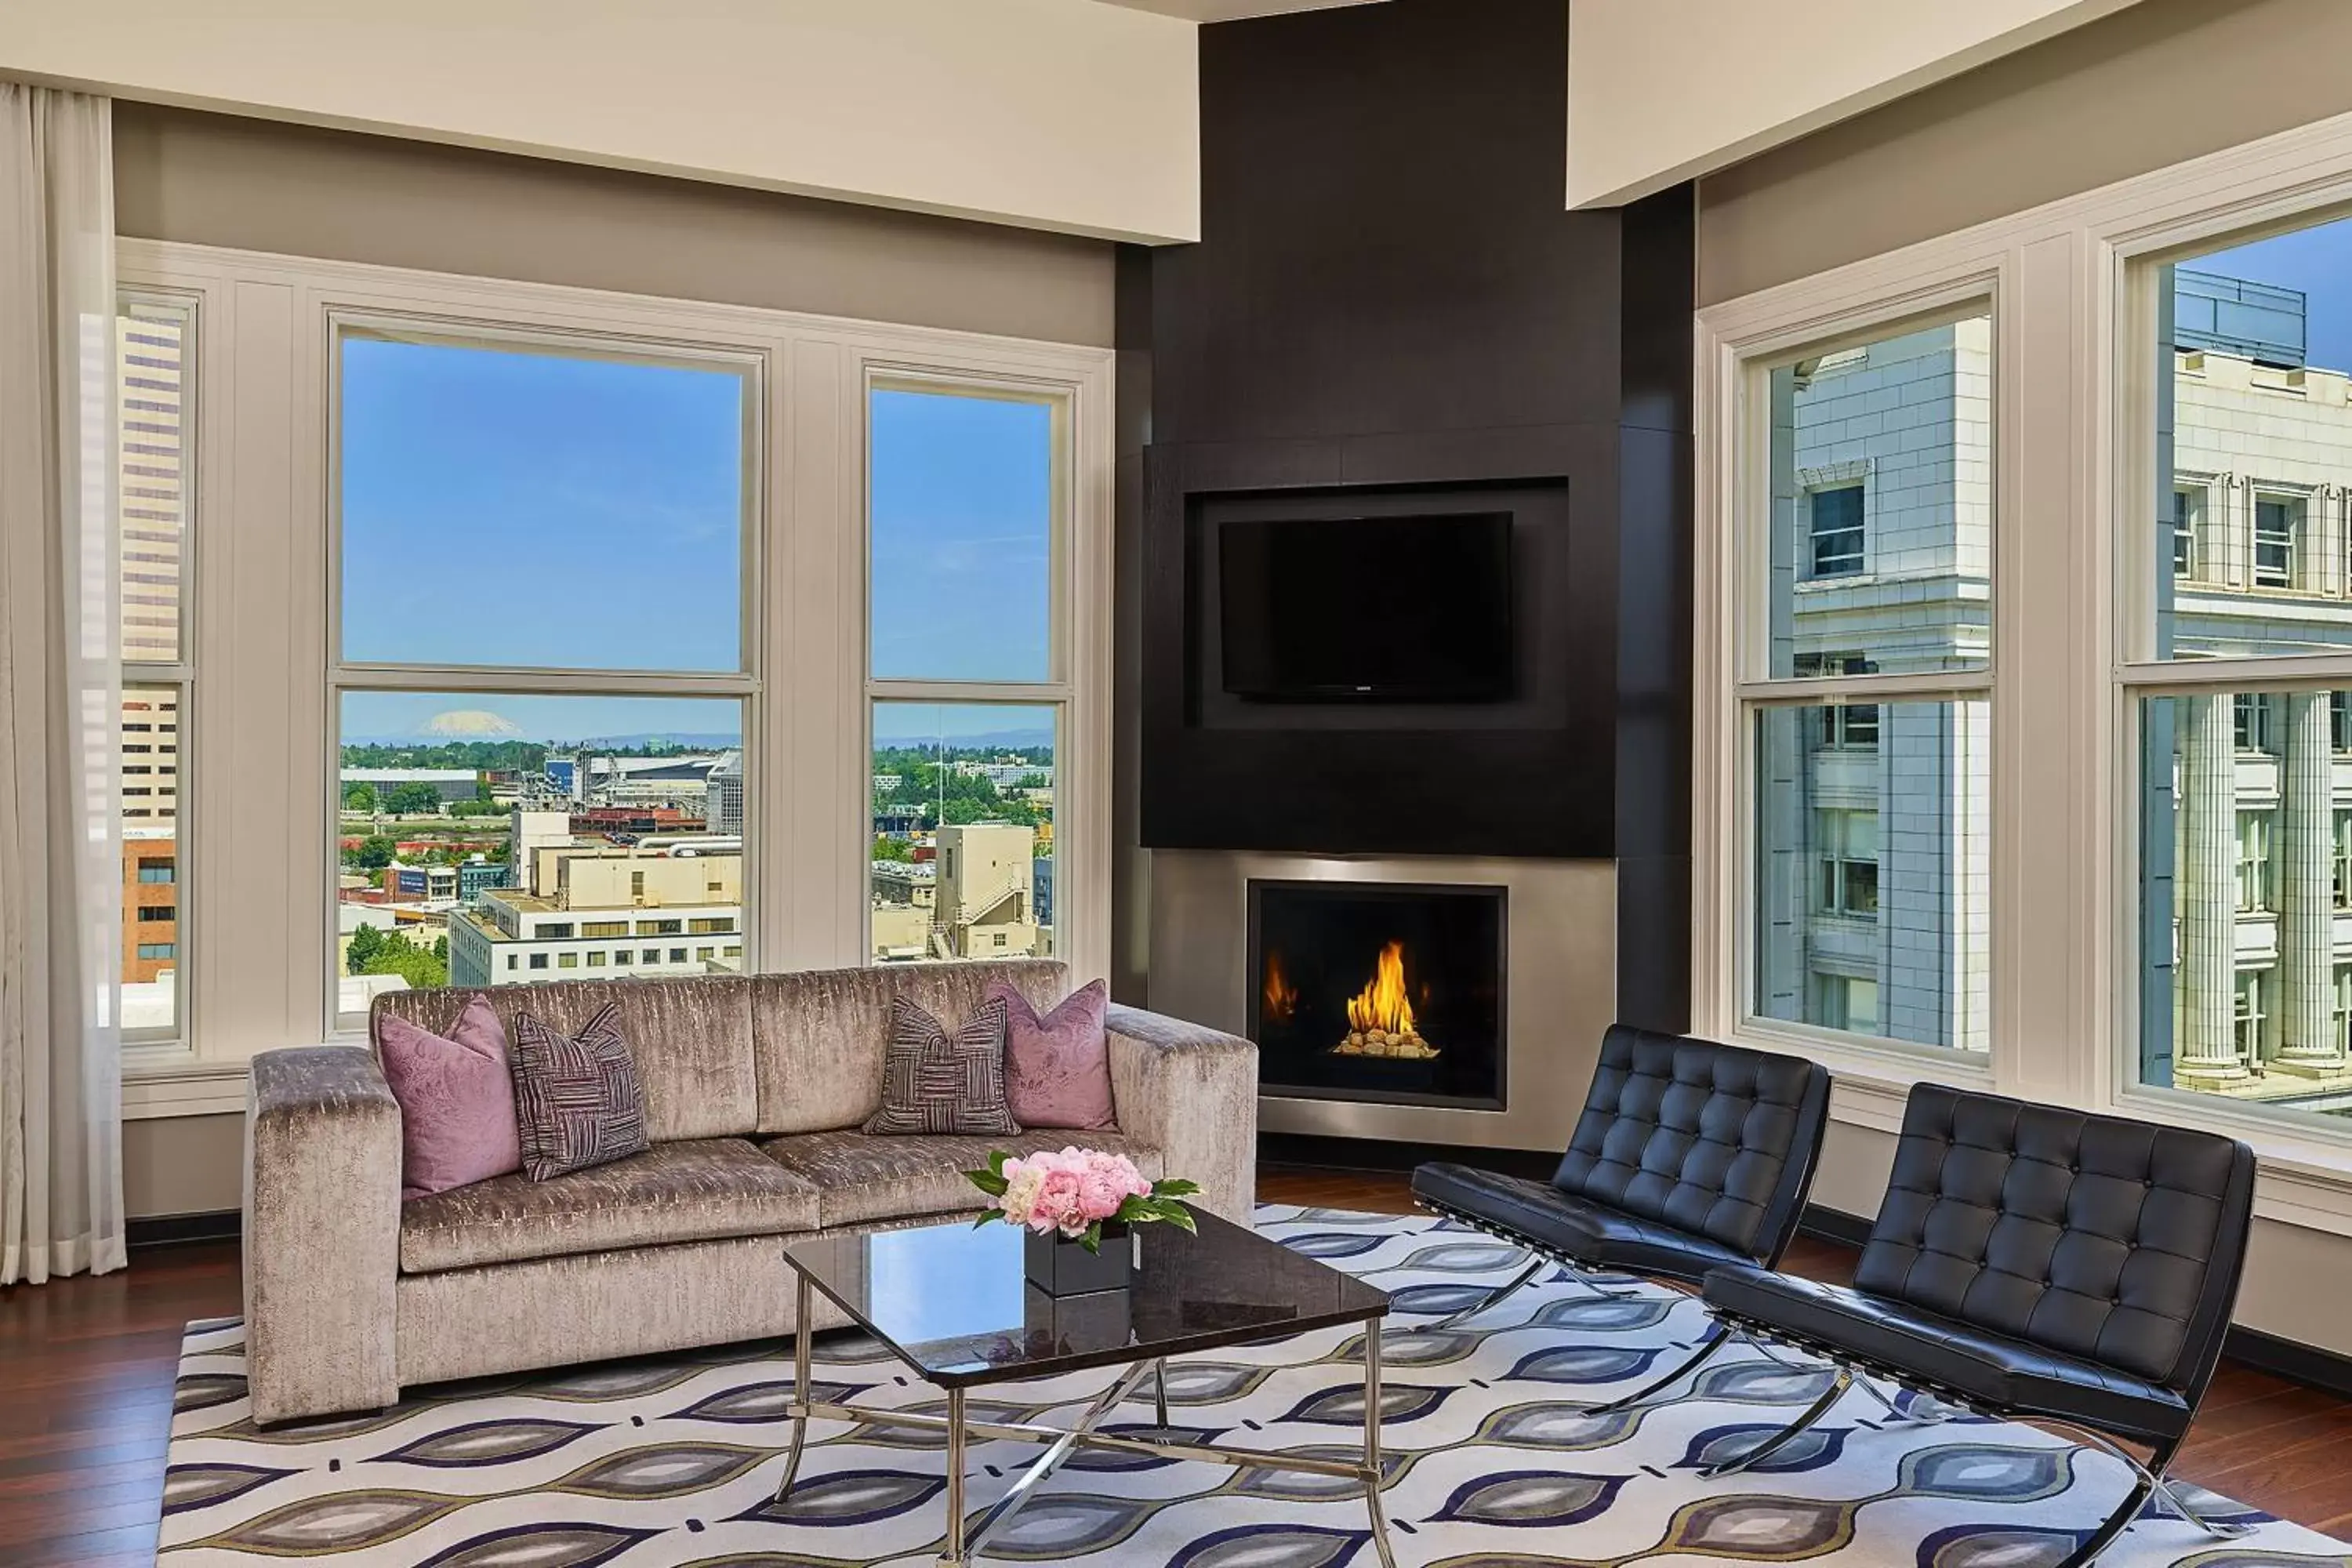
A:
<box><xmin>1247</xmin><ymin>880</ymin><xmax>1504</xmax><ymax>1109</ymax></box>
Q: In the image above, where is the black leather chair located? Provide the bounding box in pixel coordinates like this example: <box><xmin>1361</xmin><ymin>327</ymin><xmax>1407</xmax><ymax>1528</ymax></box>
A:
<box><xmin>1700</xmin><ymin>1084</ymin><xmax>2256</xmax><ymax>1567</ymax></box>
<box><xmin>1410</xmin><ymin>1024</ymin><xmax>1832</xmax><ymax>1410</ymax></box>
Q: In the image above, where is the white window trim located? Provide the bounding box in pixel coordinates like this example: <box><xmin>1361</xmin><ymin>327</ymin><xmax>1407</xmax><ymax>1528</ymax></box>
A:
<box><xmin>115</xmin><ymin>238</ymin><xmax>1113</xmax><ymax>1117</ymax></box>
<box><xmin>1696</xmin><ymin>102</ymin><xmax>2352</xmax><ymax>1236</ymax></box>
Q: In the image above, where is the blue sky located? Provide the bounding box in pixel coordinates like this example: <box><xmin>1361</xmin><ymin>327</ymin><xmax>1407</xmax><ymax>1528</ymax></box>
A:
<box><xmin>2196</xmin><ymin>220</ymin><xmax>2352</xmax><ymax>372</ymax></box>
<box><xmin>339</xmin><ymin>344</ymin><xmax>1054</xmax><ymax>746</ymax></box>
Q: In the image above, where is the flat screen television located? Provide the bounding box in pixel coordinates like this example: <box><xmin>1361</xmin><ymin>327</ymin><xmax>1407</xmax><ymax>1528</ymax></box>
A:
<box><xmin>1218</xmin><ymin>511</ymin><xmax>1515</xmax><ymax>702</ymax></box>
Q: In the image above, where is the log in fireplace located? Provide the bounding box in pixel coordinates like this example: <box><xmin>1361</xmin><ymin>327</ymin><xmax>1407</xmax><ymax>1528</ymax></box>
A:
<box><xmin>1246</xmin><ymin>880</ymin><xmax>1505</xmax><ymax>1109</ymax></box>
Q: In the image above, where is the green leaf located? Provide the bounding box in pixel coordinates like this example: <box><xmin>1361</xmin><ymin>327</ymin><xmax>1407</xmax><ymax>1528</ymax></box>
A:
<box><xmin>971</xmin><ymin>1210</ymin><xmax>1000</xmax><ymax>1229</ymax></box>
<box><xmin>987</xmin><ymin>1149</ymin><xmax>1011</xmax><ymax>1178</ymax></box>
<box><xmin>1155</xmin><ymin>1203</ymin><xmax>1199</xmax><ymax>1235</ymax></box>
<box><xmin>965</xmin><ymin>1167</ymin><xmax>1010</xmax><ymax>1196</ymax></box>
<box><xmin>1080</xmin><ymin>1221</ymin><xmax>1103</xmax><ymax>1254</ymax></box>
<box><xmin>1152</xmin><ymin>1178</ymin><xmax>1203</xmax><ymax>1197</ymax></box>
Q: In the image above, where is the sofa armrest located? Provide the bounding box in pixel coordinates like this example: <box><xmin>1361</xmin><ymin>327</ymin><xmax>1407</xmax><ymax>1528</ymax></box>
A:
<box><xmin>1104</xmin><ymin>1004</ymin><xmax>1258</xmax><ymax>1224</ymax></box>
<box><xmin>244</xmin><ymin>1046</ymin><xmax>404</xmax><ymax>1424</ymax></box>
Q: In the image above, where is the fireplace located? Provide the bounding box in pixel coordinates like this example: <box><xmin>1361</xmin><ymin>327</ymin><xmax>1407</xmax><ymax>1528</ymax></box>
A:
<box><xmin>1247</xmin><ymin>880</ymin><xmax>1506</xmax><ymax>1109</ymax></box>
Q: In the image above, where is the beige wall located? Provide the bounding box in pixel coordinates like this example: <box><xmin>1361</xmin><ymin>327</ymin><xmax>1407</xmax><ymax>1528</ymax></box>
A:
<box><xmin>9</xmin><ymin>0</ymin><xmax>1199</xmax><ymax>243</ymax></box>
<box><xmin>114</xmin><ymin>105</ymin><xmax>1116</xmax><ymax>347</ymax></box>
<box><xmin>125</xmin><ymin>1114</ymin><xmax>244</xmax><ymax>1219</ymax></box>
<box><xmin>1699</xmin><ymin>0</ymin><xmax>2352</xmax><ymax>305</ymax></box>
<box><xmin>1570</xmin><ymin>0</ymin><xmax>2137</xmax><ymax>209</ymax></box>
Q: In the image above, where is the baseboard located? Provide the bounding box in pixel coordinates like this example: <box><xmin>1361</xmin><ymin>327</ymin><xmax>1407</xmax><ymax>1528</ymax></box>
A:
<box><xmin>129</xmin><ymin>1210</ymin><xmax>241</xmax><ymax>1248</ymax></box>
<box><xmin>1798</xmin><ymin>1203</ymin><xmax>1875</xmax><ymax>1250</ymax></box>
<box><xmin>1258</xmin><ymin>1131</ymin><xmax>1558</xmax><ymax>1181</ymax></box>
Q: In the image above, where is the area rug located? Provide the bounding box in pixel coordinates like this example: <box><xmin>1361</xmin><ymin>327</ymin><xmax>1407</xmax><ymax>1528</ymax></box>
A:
<box><xmin>160</xmin><ymin>1205</ymin><xmax>2352</xmax><ymax>1566</ymax></box>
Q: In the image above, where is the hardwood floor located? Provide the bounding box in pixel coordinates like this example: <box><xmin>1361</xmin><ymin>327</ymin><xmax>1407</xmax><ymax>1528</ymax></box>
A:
<box><xmin>5</xmin><ymin>1171</ymin><xmax>2350</xmax><ymax>1562</ymax></box>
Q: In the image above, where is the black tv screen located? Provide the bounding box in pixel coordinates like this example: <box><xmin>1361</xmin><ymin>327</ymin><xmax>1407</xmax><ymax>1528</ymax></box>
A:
<box><xmin>1218</xmin><ymin>512</ymin><xmax>1514</xmax><ymax>702</ymax></box>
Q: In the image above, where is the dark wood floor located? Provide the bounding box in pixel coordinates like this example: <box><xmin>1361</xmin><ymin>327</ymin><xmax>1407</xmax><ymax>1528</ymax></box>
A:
<box><xmin>7</xmin><ymin>1169</ymin><xmax>2352</xmax><ymax>1564</ymax></box>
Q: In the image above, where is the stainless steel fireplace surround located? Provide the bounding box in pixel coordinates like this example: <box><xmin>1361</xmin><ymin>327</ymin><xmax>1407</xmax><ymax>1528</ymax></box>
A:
<box><xmin>1145</xmin><ymin>850</ymin><xmax>1617</xmax><ymax>1151</ymax></box>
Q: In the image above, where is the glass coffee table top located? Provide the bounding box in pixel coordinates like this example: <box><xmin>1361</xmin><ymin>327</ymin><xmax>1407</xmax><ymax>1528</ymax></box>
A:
<box><xmin>783</xmin><ymin>1208</ymin><xmax>1390</xmax><ymax>1388</ymax></box>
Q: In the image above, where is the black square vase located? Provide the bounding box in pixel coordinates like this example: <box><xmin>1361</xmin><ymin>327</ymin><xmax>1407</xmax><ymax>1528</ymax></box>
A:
<box><xmin>1024</xmin><ymin>1223</ymin><xmax>1134</xmax><ymax>1296</ymax></box>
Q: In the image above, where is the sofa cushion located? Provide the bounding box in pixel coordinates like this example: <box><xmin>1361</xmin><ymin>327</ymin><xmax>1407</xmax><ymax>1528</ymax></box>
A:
<box><xmin>750</xmin><ymin>961</ymin><xmax>1069</xmax><ymax>1135</ymax></box>
<box><xmin>399</xmin><ymin>1138</ymin><xmax>819</xmax><ymax>1274</ymax></box>
<box><xmin>510</xmin><ymin>1002</ymin><xmax>651</xmax><ymax>1180</ymax></box>
<box><xmin>760</xmin><ymin>1127</ymin><xmax>1163</xmax><ymax>1229</ymax></box>
<box><xmin>376</xmin><ymin>977</ymin><xmax>758</xmax><ymax>1144</ymax></box>
<box><xmin>861</xmin><ymin>994</ymin><xmax>1020</xmax><ymax>1137</ymax></box>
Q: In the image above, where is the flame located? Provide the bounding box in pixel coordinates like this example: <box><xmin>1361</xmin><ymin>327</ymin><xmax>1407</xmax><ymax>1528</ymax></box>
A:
<box><xmin>1262</xmin><ymin>950</ymin><xmax>1298</xmax><ymax>1022</ymax></box>
<box><xmin>1345</xmin><ymin>941</ymin><xmax>1418</xmax><ymax>1037</ymax></box>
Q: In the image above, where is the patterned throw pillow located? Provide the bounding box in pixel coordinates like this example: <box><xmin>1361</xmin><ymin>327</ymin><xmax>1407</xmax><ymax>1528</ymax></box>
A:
<box><xmin>509</xmin><ymin>1003</ymin><xmax>651</xmax><ymax>1180</ymax></box>
<box><xmin>861</xmin><ymin>994</ymin><xmax>1021</xmax><ymax>1137</ymax></box>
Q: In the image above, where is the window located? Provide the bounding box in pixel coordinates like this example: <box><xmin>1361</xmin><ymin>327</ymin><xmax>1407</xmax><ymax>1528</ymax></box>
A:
<box><xmin>2234</xmin><ymin>969</ymin><xmax>2267</xmax><ymax>1064</ymax></box>
<box><xmin>331</xmin><ymin>324</ymin><xmax>757</xmax><ymax>1026</ymax></box>
<box><xmin>1741</xmin><ymin>310</ymin><xmax>1994</xmax><ymax>1057</ymax></box>
<box><xmin>1816</xmin><ymin>810</ymin><xmax>1880</xmax><ymax>918</ymax></box>
<box><xmin>2236</xmin><ymin>810</ymin><xmax>2274</xmax><ymax>913</ymax></box>
<box><xmin>2172</xmin><ymin>486</ymin><xmax>2201</xmax><ymax>579</ymax></box>
<box><xmin>614</xmin><ymin>949</ymin><xmax>633</xmax><ymax>965</ymax></box>
<box><xmin>2234</xmin><ymin>692</ymin><xmax>2274</xmax><ymax>753</ymax></box>
<box><xmin>118</xmin><ymin>291</ymin><xmax>196</xmax><ymax>1043</ymax></box>
<box><xmin>1807</xmin><ymin>485</ymin><xmax>1865</xmax><ymax>578</ymax></box>
<box><xmin>669</xmin><ymin>948</ymin><xmax>688</xmax><ymax>963</ymax></box>
<box><xmin>866</xmin><ymin>379</ymin><xmax>1070</xmax><ymax>967</ymax></box>
<box><xmin>2136</xmin><ymin>212</ymin><xmax>2352</xmax><ymax>1120</ymax></box>
<box><xmin>2254</xmin><ymin>495</ymin><xmax>2300</xmax><ymax>589</ymax></box>
<box><xmin>587</xmin><ymin>952</ymin><xmax>606</xmax><ymax>967</ymax></box>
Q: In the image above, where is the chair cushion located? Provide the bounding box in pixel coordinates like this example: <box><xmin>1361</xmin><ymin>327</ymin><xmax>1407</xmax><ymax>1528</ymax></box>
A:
<box><xmin>1412</xmin><ymin>1162</ymin><xmax>1752</xmax><ymax>1284</ymax></box>
<box><xmin>399</xmin><ymin>1138</ymin><xmax>819</xmax><ymax>1275</ymax></box>
<box><xmin>761</xmin><ymin>1128</ymin><xmax>1163</xmax><ymax>1230</ymax></box>
<box><xmin>1703</xmin><ymin>1263</ymin><xmax>2194</xmax><ymax>1444</ymax></box>
<box><xmin>1552</xmin><ymin>1025</ymin><xmax>1829</xmax><ymax>1261</ymax></box>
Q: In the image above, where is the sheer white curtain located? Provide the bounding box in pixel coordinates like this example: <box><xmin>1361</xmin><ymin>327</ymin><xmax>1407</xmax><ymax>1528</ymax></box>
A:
<box><xmin>0</xmin><ymin>84</ymin><xmax>126</xmax><ymax>1285</ymax></box>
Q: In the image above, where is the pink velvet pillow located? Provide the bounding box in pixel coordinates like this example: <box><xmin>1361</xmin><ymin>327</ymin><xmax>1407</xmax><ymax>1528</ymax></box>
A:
<box><xmin>378</xmin><ymin>994</ymin><xmax>522</xmax><ymax>1200</ymax></box>
<box><xmin>994</xmin><ymin>978</ymin><xmax>1116</xmax><ymax>1131</ymax></box>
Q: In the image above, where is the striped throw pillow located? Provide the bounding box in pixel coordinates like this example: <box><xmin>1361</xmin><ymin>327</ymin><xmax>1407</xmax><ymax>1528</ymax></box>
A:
<box><xmin>861</xmin><ymin>994</ymin><xmax>1020</xmax><ymax>1137</ymax></box>
<box><xmin>509</xmin><ymin>1002</ymin><xmax>651</xmax><ymax>1180</ymax></box>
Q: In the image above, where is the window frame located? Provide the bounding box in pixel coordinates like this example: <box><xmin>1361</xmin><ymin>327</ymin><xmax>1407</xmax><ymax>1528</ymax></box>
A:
<box><xmin>1697</xmin><ymin>82</ymin><xmax>2352</xmax><ymax>1232</ymax></box>
<box><xmin>324</xmin><ymin>314</ymin><xmax>769</xmax><ymax>1033</ymax></box>
<box><xmin>115</xmin><ymin>287</ymin><xmax>201</xmax><ymax>1066</ymax></box>
<box><xmin>858</xmin><ymin>363</ymin><xmax>1110</xmax><ymax>978</ymax></box>
<box><xmin>115</xmin><ymin>238</ymin><xmax>1114</xmax><ymax>1115</ymax></box>
<box><xmin>1708</xmin><ymin>285</ymin><xmax>2003</xmax><ymax>1071</ymax></box>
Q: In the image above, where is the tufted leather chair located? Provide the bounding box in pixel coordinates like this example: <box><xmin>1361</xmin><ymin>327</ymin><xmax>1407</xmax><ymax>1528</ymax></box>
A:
<box><xmin>1409</xmin><ymin>1025</ymin><xmax>1831</xmax><ymax>1404</ymax></box>
<box><xmin>1701</xmin><ymin>1083</ymin><xmax>2256</xmax><ymax>1567</ymax></box>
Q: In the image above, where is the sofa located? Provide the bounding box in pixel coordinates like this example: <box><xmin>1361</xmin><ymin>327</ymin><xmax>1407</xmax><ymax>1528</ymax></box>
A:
<box><xmin>241</xmin><ymin>960</ymin><xmax>1258</xmax><ymax>1425</ymax></box>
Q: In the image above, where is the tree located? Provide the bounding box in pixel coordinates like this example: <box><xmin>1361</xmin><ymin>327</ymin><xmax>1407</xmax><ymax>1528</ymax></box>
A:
<box><xmin>346</xmin><ymin>923</ymin><xmax>385</xmax><ymax>975</ymax></box>
<box><xmin>354</xmin><ymin>834</ymin><xmax>397</xmax><ymax>870</ymax></box>
<box><xmin>343</xmin><ymin>780</ymin><xmax>379</xmax><ymax>813</ymax></box>
<box><xmin>387</xmin><ymin>782</ymin><xmax>444</xmax><ymax>817</ymax></box>
<box><xmin>350</xmin><ymin>930</ymin><xmax>448</xmax><ymax>989</ymax></box>
<box><xmin>873</xmin><ymin>835</ymin><xmax>912</xmax><ymax>862</ymax></box>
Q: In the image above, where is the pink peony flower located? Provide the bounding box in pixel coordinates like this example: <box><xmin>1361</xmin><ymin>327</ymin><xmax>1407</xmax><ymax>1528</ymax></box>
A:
<box><xmin>1032</xmin><ymin>1167</ymin><xmax>1087</xmax><ymax>1236</ymax></box>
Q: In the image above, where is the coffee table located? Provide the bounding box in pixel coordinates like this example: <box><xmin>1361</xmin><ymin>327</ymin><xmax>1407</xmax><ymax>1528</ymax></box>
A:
<box><xmin>775</xmin><ymin>1209</ymin><xmax>1396</xmax><ymax>1566</ymax></box>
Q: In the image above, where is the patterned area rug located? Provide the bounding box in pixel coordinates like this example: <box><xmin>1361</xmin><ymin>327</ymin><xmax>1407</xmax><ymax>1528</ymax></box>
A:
<box><xmin>162</xmin><ymin>1205</ymin><xmax>2352</xmax><ymax>1566</ymax></box>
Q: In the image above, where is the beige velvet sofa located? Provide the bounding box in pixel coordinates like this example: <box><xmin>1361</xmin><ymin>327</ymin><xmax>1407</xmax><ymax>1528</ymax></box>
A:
<box><xmin>241</xmin><ymin>960</ymin><xmax>1257</xmax><ymax>1425</ymax></box>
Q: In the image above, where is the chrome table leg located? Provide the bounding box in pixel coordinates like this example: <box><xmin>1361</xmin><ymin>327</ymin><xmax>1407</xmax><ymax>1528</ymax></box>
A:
<box><xmin>1154</xmin><ymin>1357</ymin><xmax>1170</xmax><ymax>1428</ymax></box>
<box><xmin>1363</xmin><ymin>1324</ymin><xmax>1398</xmax><ymax>1568</ymax></box>
<box><xmin>963</xmin><ymin>1363</ymin><xmax>1155</xmax><ymax>1556</ymax></box>
<box><xmin>774</xmin><ymin>1273</ymin><xmax>815</xmax><ymax>1504</ymax></box>
<box><xmin>940</xmin><ymin>1386</ymin><xmax>967</xmax><ymax>1566</ymax></box>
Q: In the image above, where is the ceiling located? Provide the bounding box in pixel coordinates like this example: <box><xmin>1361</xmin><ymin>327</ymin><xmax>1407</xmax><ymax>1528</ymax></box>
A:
<box><xmin>1089</xmin><ymin>0</ymin><xmax>1381</xmax><ymax>22</ymax></box>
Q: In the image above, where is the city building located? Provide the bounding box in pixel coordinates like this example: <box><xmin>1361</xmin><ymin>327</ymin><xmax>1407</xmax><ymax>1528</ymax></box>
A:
<box><xmin>119</xmin><ymin>826</ymin><xmax>176</xmax><ymax>984</ymax></box>
<box><xmin>708</xmin><ymin>750</ymin><xmax>743</xmax><ymax>836</ymax></box>
<box><xmin>382</xmin><ymin>862</ymin><xmax>459</xmax><ymax>902</ymax></box>
<box><xmin>117</xmin><ymin>304</ymin><xmax>187</xmax><ymax>662</ymax></box>
<box><xmin>447</xmin><ymin>837</ymin><xmax>746</xmax><ymax>985</ymax></box>
<box><xmin>456</xmin><ymin>857</ymin><xmax>508</xmax><ymax>902</ymax></box>
<box><xmin>1762</xmin><ymin>274</ymin><xmax>2352</xmax><ymax>1112</ymax></box>
<box><xmin>119</xmin><ymin>688</ymin><xmax>180</xmax><ymax>823</ymax></box>
<box><xmin>934</xmin><ymin>822</ymin><xmax>1043</xmax><ymax>960</ymax></box>
<box><xmin>339</xmin><ymin>767</ymin><xmax>479</xmax><ymax>805</ymax></box>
